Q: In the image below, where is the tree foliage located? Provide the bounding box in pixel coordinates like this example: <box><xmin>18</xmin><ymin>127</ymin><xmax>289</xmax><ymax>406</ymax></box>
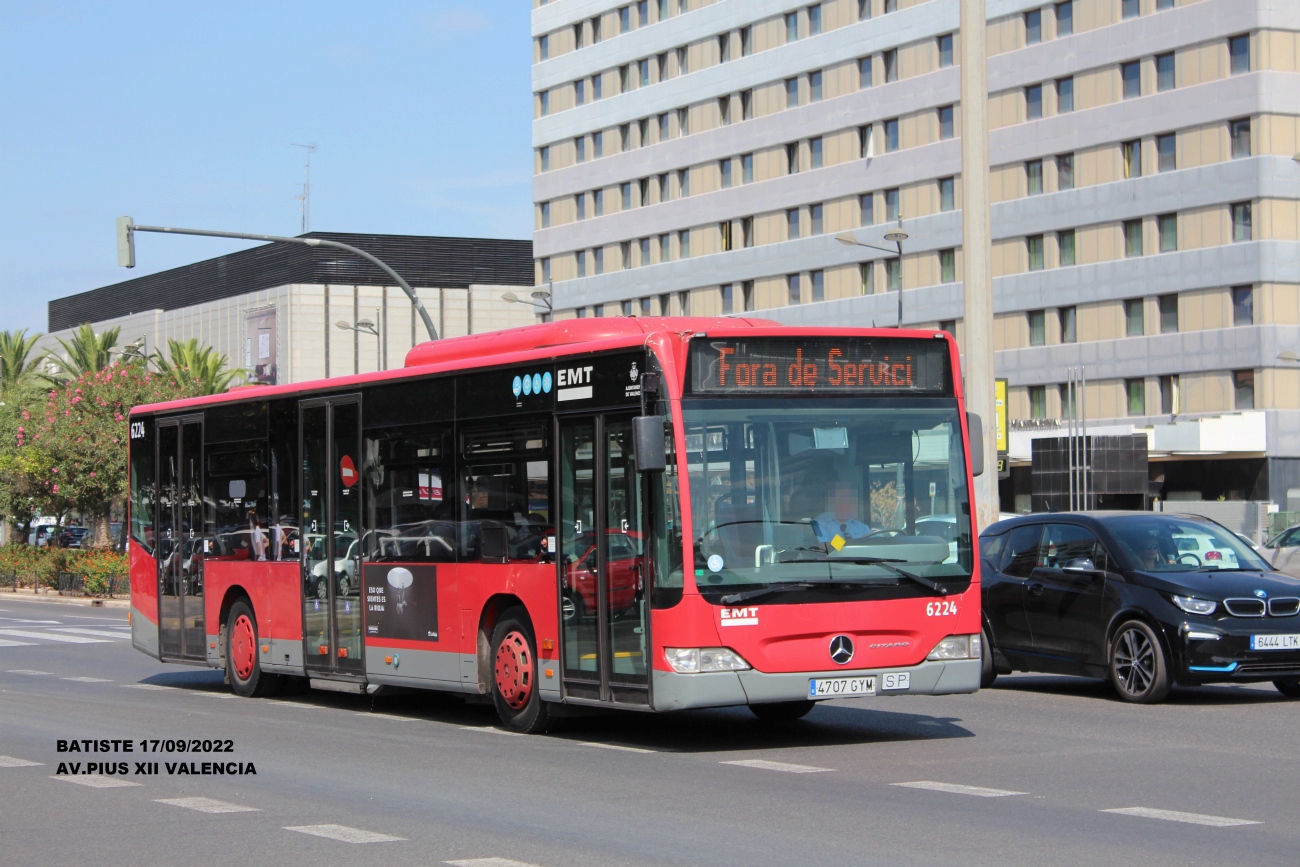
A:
<box><xmin>152</xmin><ymin>338</ymin><xmax>244</xmax><ymax>395</ymax></box>
<box><xmin>0</xmin><ymin>329</ymin><xmax>45</xmax><ymax>395</ymax></box>
<box><xmin>41</xmin><ymin>323</ymin><xmax>122</xmax><ymax>385</ymax></box>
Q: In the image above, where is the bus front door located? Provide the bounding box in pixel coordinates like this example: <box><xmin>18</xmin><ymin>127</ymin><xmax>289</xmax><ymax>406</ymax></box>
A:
<box><xmin>300</xmin><ymin>397</ymin><xmax>364</xmax><ymax>679</ymax></box>
<box><xmin>558</xmin><ymin>414</ymin><xmax>649</xmax><ymax>705</ymax></box>
<box><xmin>156</xmin><ymin>416</ymin><xmax>206</xmax><ymax>661</ymax></box>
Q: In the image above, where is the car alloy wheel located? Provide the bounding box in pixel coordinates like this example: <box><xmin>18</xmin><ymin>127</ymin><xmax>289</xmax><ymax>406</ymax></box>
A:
<box><xmin>1109</xmin><ymin>620</ymin><xmax>1171</xmax><ymax>704</ymax></box>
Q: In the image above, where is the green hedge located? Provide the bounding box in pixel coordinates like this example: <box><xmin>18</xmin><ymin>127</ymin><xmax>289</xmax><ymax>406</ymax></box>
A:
<box><xmin>0</xmin><ymin>544</ymin><xmax>129</xmax><ymax>595</ymax></box>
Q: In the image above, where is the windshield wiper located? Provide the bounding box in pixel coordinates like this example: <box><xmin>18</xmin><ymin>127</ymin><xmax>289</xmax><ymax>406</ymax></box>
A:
<box><xmin>836</xmin><ymin>557</ymin><xmax>953</xmax><ymax>596</ymax></box>
<box><xmin>719</xmin><ymin>580</ymin><xmax>885</xmax><ymax>605</ymax></box>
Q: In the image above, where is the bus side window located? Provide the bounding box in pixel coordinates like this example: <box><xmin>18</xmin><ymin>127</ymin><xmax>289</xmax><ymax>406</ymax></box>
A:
<box><xmin>362</xmin><ymin>423</ymin><xmax>457</xmax><ymax>563</ymax></box>
<box><xmin>129</xmin><ymin>419</ymin><xmax>156</xmax><ymax>553</ymax></box>
<box><xmin>461</xmin><ymin>423</ymin><xmax>552</xmax><ymax>563</ymax></box>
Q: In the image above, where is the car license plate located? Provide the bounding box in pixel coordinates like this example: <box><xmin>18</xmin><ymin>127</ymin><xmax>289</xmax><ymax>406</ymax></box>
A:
<box><xmin>1251</xmin><ymin>634</ymin><xmax>1300</xmax><ymax>651</ymax></box>
<box><xmin>809</xmin><ymin>676</ymin><xmax>876</xmax><ymax>698</ymax></box>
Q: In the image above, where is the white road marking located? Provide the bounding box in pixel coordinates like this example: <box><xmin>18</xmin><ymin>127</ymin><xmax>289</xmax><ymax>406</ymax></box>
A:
<box><xmin>575</xmin><ymin>741</ymin><xmax>655</xmax><ymax>754</ymax></box>
<box><xmin>446</xmin><ymin>859</ymin><xmax>543</xmax><ymax>867</ymax></box>
<box><xmin>0</xmin><ymin>639</ymin><xmax>35</xmax><ymax>647</ymax></box>
<box><xmin>459</xmin><ymin>726</ymin><xmax>524</xmax><ymax>737</ymax></box>
<box><xmin>53</xmin><ymin>774</ymin><xmax>142</xmax><ymax>788</ymax></box>
<box><xmin>50</xmin><ymin>628</ymin><xmax>132</xmax><ymax>639</ymax></box>
<box><xmin>61</xmin><ymin>677</ymin><xmax>112</xmax><ymax>683</ymax></box>
<box><xmin>0</xmin><ymin>755</ymin><xmax>43</xmax><ymax>767</ymax></box>
<box><xmin>6</xmin><ymin>669</ymin><xmax>51</xmax><ymax>675</ymax></box>
<box><xmin>191</xmin><ymin>691</ymin><xmax>235</xmax><ymax>698</ymax></box>
<box><xmin>893</xmin><ymin>781</ymin><xmax>1028</xmax><ymax>797</ymax></box>
<box><xmin>721</xmin><ymin>759</ymin><xmax>834</xmax><ymax>773</ymax></box>
<box><xmin>1102</xmin><ymin>807</ymin><xmax>1261</xmax><ymax>827</ymax></box>
<box><xmin>0</xmin><ymin>629</ymin><xmax>107</xmax><ymax>644</ymax></box>
<box><xmin>123</xmin><ymin>683</ymin><xmax>175</xmax><ymax>690</ymax></box>
<box><xmin>156</xmin><ymin>796</ymin><xmax>259</xmax><ymax>813</ymax></box>
<box><xmin>284</xmin><ymin>824</ymin><xmax>406</xmax><ymax>843</ymax></box>
<box><xmin>1</xmin><ymin>619</ymin><xmax>61</xmax><ymax>624</ymax></box>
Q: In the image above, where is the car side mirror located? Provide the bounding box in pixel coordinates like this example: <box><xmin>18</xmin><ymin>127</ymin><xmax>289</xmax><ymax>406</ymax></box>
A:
<box><xmin>967</xmin><ymin>412</ymin><xmax>984</xmax><ymax>477</ymax></box>
<box><xmin>633</xmin><ymin>415</ymin><xmax>667</xmax><ymax>473</ymax></box>
<box><xmin>1062</xmin><ymin>557</ymin><xmax>1098</xmax><ymax>574</ymax></box>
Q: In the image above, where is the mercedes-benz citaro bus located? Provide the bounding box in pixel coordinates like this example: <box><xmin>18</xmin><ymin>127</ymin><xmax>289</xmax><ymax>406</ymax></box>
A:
<box><xmin>127</xmin><ymin>318</ymin><xmax>985</xmax><ymax>732</ymax></box>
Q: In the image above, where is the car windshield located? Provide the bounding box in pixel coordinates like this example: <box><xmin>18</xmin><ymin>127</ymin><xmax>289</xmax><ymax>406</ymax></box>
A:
<box><xmin>683</xmin><ymin>398</ymin><xmax>973</xmax><ymax>597</ymax></box>
<box><xmin>1106</xmin><ymin>516</ymin><xmax>1271</xmax><ymax>571</ymax></box>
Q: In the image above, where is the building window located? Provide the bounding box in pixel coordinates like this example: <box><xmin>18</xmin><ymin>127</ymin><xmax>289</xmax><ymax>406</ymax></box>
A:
<box><xmin>1058</xmin><ymin>229</ymin><xmax>1076</xmax><ymax>266</ymax></box>
<box><xmin>660</xmin><ymin>233</ymin><xmax>670</xmax><ymax>261</ymax></box>
<box><xmin>1026</xmin><ymin>84</ymin><xmax>1043</xmax><ymax>121</ymax></box>
<box><xmin>539</xmin><ymin>146</ymin><xmax>550</xmax><ymax>172</ymax></box>
<box><xmin>860</xmin><ymin>124</ymin><xmax>874</xmax><ymax>157</ymax></box>
<box><xmin>1122</xmin><ymin>60</ymin><xmax>1141</xmax><ymax>99</ymax></box>
<box><xmin>1122</xmin><ymin>0</ymin><xmax>1139</xmax><ymax>19</ymax></box>
<box><xmin>541</xmin><ymin>257</ymin><xmax>551</xmax><ymax>282</ymax></box>
<box><xmin>1056</xmin><ymin>1</ymin><xmax>1073</xmax><ymax>37</ymax></box>
<box><xmin>742</xmin><ymin>89</ymin><xmax>753</xmax><ymax>120</ymax></box>
<box><xmin>860</xmin><ymin>192</ymin><xmax>875</xmax><ymax>225</ymax></box>
<box><xmin>1230</xmin><ymin>118</ymin><xmax>1251</xmax><ymax>159</ymax></box>
<box><xmin>539</xmin><ymin>91</ymin><xmax>549</xmax><ymax>115</ymax></box>
<box><xmin>786</xmin><ymin>11</ymin><xmax>798</xmax><ymax>43</ymax></box>
<box><xmin>1025</xmin><ymin>9</ymin><xmax>1041</xmax><ymax>45</ymax></box>
<box><xmin>639</xmin><ymin>59</ymin><xmax>650</xmax><ymax>86</ymax></box>
<box><xmin>538</xmin><ymin>34</ymin><xmax>549</xmax><ymax>61</ymax></box>
<box><xmin>594</xmin><ymin>248</ymin><xmax>604</xmax><ymax>275</ymax></box>
<box><xmin>809</xmin><ymin>4</ymin><xmax>823</xmax><ymax>35</ymax></box>
<box><xmin>574</xmin><ymin>21</ymin><xmax>583</xmax><ymax>49</ymax></box>
<box><xmin>576</xmin><ymin>250</ymin><xmax>587</xmax><ymax>278</ymax></box>
<box><xmin>810</xmin><ymin>69</ymin><xmax>823</xmax><ymax>102</ymax></box>
<box><xmin>742</xmin><ymin>153</ymin><xmax>753</xmax><ymax>184</ymax></box>
<box><xmin>719</xmin><ymin>96</ymin><xmax>730</xmax><ymax>125</ymax></box>
<box><xmin>787</xmin><ymin>273</ymin><xmax>801</xmax><ymax>305</ymax></box>
<box><xmin>938</xmin><ymin>33</ymin><xmax>954</xmax><ymax>68</ymax></box>
<box><xmin>621</xmin><ymin>182</ymin><xmax>632</xmax><ymax>210</ymax></box>
<box><xmin>676</xmin><ymin>47</ymin><xmax>687</xmax><ymax>76</ymax></box>
<box><xmin>810</xmin><ymin>203</ymin><xmax>824</xmax><ymax>235</ymax></box>
<box><xmin>811</xmin><ymin>269</ymin><xmax>824</xmax><ymax>302</ymax></box>
<box><xmin>540</xmin><ymin>201</ymin><xmax>550</xmax><ymax>228</ymax></box>
<box><xmin>1232</xmin><ymin>202</ymin><xmax>1252</xmax><ymax>242</ymax></box>
<box><xmin>1230</xmin><ymin>34</ymin><xmax>1250</xmax><ymax>75</ymax></box>
<box><xmin>939</xmin><ymin>105</ymin><xmax>954</xmax><ymax>139</ymax></box>
<box><xmin>679</xmin><ymin>229</ymin><xmax>690</xmax><ymax>258</ymax></box>
<box><xmin>884</xmin><ymin>49</ymin><xmax>897</xmax><ymax>82</ymax></box>
<box><xmin>1027</xmin><ymin>159</ymin><xmax>1043</xmax><ymax>195</ymax></box>
<box><xmin>885</xmin><ymin>188</ymin><xmax>900</xmax><ymax>222</ymax></box>
<box><xmin>786</xmin><ymin>77</ymin><xmax>799</xmax><ymax>109</ymax></box>
<box><xmin>787</xmin><ymin>208</ymin><xmax>800</xmax><ymax>239</ymax></box>
<box><xmin>1127</xmin><ymin>379</ymin><xmax>1146</xmax><ymax>415</ymax></box>
<box><xmin>885</xmin><ymin>0</ymin><xmax>897</xmax><ymax>11</ymax></box>
<box><xmin>1160</xmin><ymin>374</ymin><xmax>1178</xmax><ymax>414</ymax></box>
<box><xmin>640</xmin><ymin>237</ymin><xmax>650</xmax><ymax>266</ymax></box>
<box><xmin>885</xmin><ymin>118</ymin><xmax>899</xmax><ymax>152</ymax></box>
<box><xmin>1232</xmin><ymin>286</ymin><xmax>1254</xmax><ymax>325</ymax></box>
<box><xmin>575</xmin><ymin>79</ymin><xmax>585</xmax><ymax>106</ymax></box>
<box><xmin>1124</xmin><ymin>219</ymin><xmax>1143</xmax><ymax>257</ymax></box>
<box><xmin>1057</xmin><ymin>77</ymin><xmax>1074</xmax><ymax>113</ymax></box>
<box><xmin>593</xmin><ymin>75</ymin><xmax>603</xmax><ymax>101</ymax></box>
<box><xmin>593</xmin><ymin>188</ymin><xmax>604</xmax><ymax>216</ymax></box>
<box><xmin>1059</xmin><ymin>383</ymin><xmax>1075</xmax><ymax>417</ymax></box>
<box><xmin>1027</xmin><ymin>235</ymin><xmax>1045</xmax><ymax>271</ymax></box>
<box><xmin>639</xmin><ymin>297</ymin><xmax>651</xmax><ymax>316</ymax></box>
<box><xmin>638</xmin><ymin>117</ymin><xmax>649</xmax><ymax>145</ymax></box>
<box><xmin>678</xmin><ymin>290</ymin><xmax>689</xmax><ymax>316</ymax></box>
<box><xmin>1159</xmin><ymin>294</ymin><xmax>1178</xmax><ymax>333</ymax></box>
<box><xmin>719</xmin><ymin>32</ymin><xmax>730</xmax><ymax>63</ymax></box>
<box><xmin>721</xmin><ymin>158</ymin><xmax>732</xmax><ymax>189</ymax></box>
<box><xmin>1156</xmin><ymin>52</ymin><xmax>1175</xmax><ymax>92</ymax></box>
<box><xmin>742</xmin><ymin>26</ymin><xmax>752</xmax><ymax>56</ymax></box>
<box><xmin>1158</xmin><ymin>213</ymin><xmax>1177</xmax><ymax>253</ymax></box>
<box><xmin>1058</xmin><ymin>153</ymin><xmax>1074</xmax><ymax>190</ymax></box>
<box><xmin>1125</xmin><ymin>298</ymin><xmax>1144</xmax><ymax>336</ymax></box>
<box><xmin>940</xmin><ymin>249</ymin><xmax>956</xmax><ymax>283</ymax></box>
<box><xmin>1123</xmin><ymin>139</ymin><xmax>1141</xmax><ymax>178</ymax></box>
<box><xmin>576</xmin><ymin>192</ymin><xmax>586</xmax><ymax>220</ymax></box>
<box><xmin>1234</xmin><ymin>370</ymin><xmax>1255</xmax><ymax>409</ymax></box>
<box><xmin>722</xmin><ymin>284</ymin><xmax>734</xmax><ymax>314</ymax></box>
<box><xmin>859</xmin><ymin>56</ymin><xmax>873</xmax><ymax>88</ymax></box>
<box><xmin>787</xmin><ymin>142</ymin><xmax>800</xmax><ymax>174</ymax></box>
<box><xmin>886</xmin><ymin>258</ymin><xmax>901</xmax><ymax>292</ymax></box>
<box><xmin>742</xmin><ymin>216</ymin><xmax>753</xmax><ymax>248</ymax></box>
<box><xmin>620</xmin><ymin>122</ymin><xmax>630</xmax><ymax>150</ymax></box>
<box><xmin>1060</xmin><ymin>306</ymin><xmax>1076</xmax><ymax>343</ymax></box>
<box><xmin>575</xmin><ymin>307</ymin><xmax>587</xmax><ymax>319</ymax></box>
<box><xmin>720</xmin><ymin>220</ymin><xmax>733</xmax><ymax>251</ymax></box>
<box><xmin>939</xmin><ymin>320</ymin><xmax>956</xmax><ymax>337</ymax></box>
<box><xmin>1157</xmin><ymin>133</ymin><xmax>1176</xmax><ymax>172</ymax></box>
<box><xmin>859</xmin><ymin>0</ymin><xmax>871</xmax><ymax>20</ymax></box>
<box><xmin>1157</xmin><ymin>0</ymin><xmax>1174</xmax><ymax>8</ymax></box>
<box><xmin>678</xmin><ymin>107</ymin><xmax>689</xmax><ymax>136</ymax></box>
<box><xmin>939</xmin><ymin>177</ymin><xmax>955</xmax><ymax>212</ymax></box>
<box><xmin>1030</xmin><ymin>386</ymin><xmax>1047</xmax><ymax>420</ymax></box>
<box><xmin>678</xmin><ymin>167</ymin><xmax>689</xmax><ymax>197</ymax></box>
<box><xmin>860</xmin><ymin>261</ymin><xmax>874</xmax><ymax>295</ymax></box>
<box><xmin>740</xmin><ymin>280</ymin><xmax>754</xmax><ymax>312</ymax></box>
<box><xmin>576</xmin><ymin>136</ymin><xmax>586</xmax><ymax>163</ymax></box>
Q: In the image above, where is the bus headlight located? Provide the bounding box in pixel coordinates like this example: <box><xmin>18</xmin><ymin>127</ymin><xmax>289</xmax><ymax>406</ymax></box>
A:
<box><xmin>664</xmin><ymin>647</ymin><xmax>752</xmax><ymax>673</ymax></box>
<box><xmin>927</xmin><ymin>635</ymin><xmax>978</xmax><ymax>660</ymax></box>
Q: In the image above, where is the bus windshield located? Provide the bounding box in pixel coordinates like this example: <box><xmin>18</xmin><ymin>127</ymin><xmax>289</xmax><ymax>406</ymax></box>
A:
<box><xmin>684</xmin><ymin>399</ymin><xmax>973</xmax><ymax>599</ymax></box>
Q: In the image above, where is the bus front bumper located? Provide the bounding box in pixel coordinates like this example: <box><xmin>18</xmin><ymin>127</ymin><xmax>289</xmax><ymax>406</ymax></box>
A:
<box><xmin>651</xmin><ymin>658</ymin><xmax>981</xmax><ymax>712</ymax></box>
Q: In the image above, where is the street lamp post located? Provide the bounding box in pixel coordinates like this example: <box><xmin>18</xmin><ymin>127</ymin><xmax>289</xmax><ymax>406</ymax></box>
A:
<box><xmin>116</xmin><ymin>218</ymin><xmax>439</xmax><ymax>341</ymax></box>
<box><xmin>337</xmin><ymin>318</ymin><xmax>381</xmax><ymax>371</ymax></box>
<box><xmin>503</xmin><ymin>288</ymin><xmax>554</xmax><ymax>320</ymax></box>
<box><xmin>835</xmin><ymin>216</ymin><xmax>909</xmax><ymax>326</ymax></box>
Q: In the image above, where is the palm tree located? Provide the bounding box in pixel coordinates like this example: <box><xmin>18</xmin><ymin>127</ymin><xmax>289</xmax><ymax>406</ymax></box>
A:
<box><xmin>154</xmin><ymin>338</ymin><xmax>244</xmax><ymax>395</ymax></box>
<box><xmin>0</xmin><ymin>329</ymin><xmax>44</xmax><ymax>394</ymax></box>
<box><xmin>41</xmin><ymin>323</ymin><xmax>122</xmax><ymax>384</ymax></box>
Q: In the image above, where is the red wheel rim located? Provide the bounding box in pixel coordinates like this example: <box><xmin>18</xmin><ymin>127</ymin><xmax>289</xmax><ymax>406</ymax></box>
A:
<box><xmin>231</xmin><ymin>614</ymin><xmax>256</xmax><ymax>681</ymax></box>
<box><xmin>494</xmin><ymin>630</ymin><xmax>534</xmax><ymax>710</ymax></box>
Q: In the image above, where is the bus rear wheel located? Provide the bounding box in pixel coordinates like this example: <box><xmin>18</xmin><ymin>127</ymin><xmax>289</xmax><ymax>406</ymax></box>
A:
<box><xmin>490</xmin><ymin>607</ymin><xmax>550</xmax><ymax>734</ymax></box>
<box><xmin>225</xmin><ymin>599</ymin><xmax>281</xmax><ymax>698</ymax></box>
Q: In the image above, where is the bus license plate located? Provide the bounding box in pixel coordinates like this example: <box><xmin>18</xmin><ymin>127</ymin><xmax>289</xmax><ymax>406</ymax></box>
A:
<box><xmin>809</xmin><ymin>676</ymin><xmax>876</xmax><ymax>698</ymax></box>
<box><xmin>1251</xmin><ymin>634</ymin><xmax>1300</xmax><ymax>650</ymax></box>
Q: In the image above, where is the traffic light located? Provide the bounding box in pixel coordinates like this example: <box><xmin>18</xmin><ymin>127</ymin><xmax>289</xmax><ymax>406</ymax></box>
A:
<box><xmin>116</xmin><ymin>216</ymin><xmax>135</xmax><ymax>268</ymax></box>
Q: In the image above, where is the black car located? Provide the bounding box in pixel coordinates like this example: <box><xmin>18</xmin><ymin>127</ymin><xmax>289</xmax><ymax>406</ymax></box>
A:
<box><xmin>979</xmin><ymin>512</ymin><xmax>1300</xmax><ymax>703</ymax></box>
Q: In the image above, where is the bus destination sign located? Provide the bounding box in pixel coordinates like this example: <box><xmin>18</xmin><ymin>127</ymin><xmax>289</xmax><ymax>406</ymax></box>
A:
<box><xmin>689</xmin><ymin>337</ymin><xmax>951</xmax><ymax>396</ymax></box>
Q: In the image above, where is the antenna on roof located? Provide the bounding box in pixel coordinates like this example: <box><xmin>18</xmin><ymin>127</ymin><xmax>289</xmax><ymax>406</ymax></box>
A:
<box><xmin>291</xmin><ymin>142</ymin><xmax>318</xmax><ymax>234</ymax></box>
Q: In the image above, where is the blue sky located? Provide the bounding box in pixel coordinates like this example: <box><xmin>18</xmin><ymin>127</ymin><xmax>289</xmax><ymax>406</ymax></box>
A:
<box><xmin>0</xmin><ymin>1</ymin><xmax>533</xmax><ymax>334</ymax></box>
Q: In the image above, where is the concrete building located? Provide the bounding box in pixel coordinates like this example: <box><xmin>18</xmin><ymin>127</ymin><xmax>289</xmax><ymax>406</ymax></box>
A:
<box><xmin>41</xmin><ymin>232</ymin><xmax>537</xmax><ymax>385</ymax></box>
<box><xmin>529</xmin><ymin>0</ymin><xmax>1300</xmax><ymax>510</ymax></box>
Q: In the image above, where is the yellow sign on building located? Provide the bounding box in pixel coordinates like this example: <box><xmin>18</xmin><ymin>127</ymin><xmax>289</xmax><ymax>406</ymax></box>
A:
<box><xmin>995</xmin><ymin>379</ymin><xmax>1008</xmax><ymax>454</ymax></box>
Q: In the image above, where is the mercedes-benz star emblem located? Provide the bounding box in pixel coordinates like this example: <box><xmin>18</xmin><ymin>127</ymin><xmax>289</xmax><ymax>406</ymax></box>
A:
<box><xmin>829</xmin><ymin>635</ymin><xmax>854</xmax><ymax>665</ymax></box>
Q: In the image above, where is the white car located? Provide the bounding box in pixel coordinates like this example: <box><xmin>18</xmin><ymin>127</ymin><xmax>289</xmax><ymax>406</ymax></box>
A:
<box><xmin>1265</xmin><ymin>526</ymin><xmax>1300</xmax><ymax>577</ymax></box>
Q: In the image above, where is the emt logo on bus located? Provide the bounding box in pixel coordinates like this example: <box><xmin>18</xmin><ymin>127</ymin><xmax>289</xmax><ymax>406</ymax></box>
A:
<box><xmin>689</xmin><ymin>337</ymin><xmax>951</xmax><ymax>396</ymax></box>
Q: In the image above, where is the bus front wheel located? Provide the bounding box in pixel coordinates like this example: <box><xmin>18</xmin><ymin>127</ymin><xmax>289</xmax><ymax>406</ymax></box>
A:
<box><xmin>490</xmin><ymin>607</ymin><xmax>551</xmax><ymax>734</ymax></box>
<box><xmin>225</xmin><ymin>599</ymin><xmax>281</xmax><ymax>698</ymax></box>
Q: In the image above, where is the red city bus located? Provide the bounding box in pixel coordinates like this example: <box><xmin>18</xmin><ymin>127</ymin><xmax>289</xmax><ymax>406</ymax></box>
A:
<box><xmin>127</xmin><ymin>318</ymin><xmax>986</xmax><ymax>732</ymax></box>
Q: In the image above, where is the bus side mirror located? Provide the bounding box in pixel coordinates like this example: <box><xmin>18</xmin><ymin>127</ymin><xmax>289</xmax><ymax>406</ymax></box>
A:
<box><xmin>633</xmin><ymin>416</ymin><xmax>667</xmax><ymax>473</ymax></box>
<box><xmin>967</xmin><ymin>412</ymin><xmax>984</xmax><ymax>477</ymax></box>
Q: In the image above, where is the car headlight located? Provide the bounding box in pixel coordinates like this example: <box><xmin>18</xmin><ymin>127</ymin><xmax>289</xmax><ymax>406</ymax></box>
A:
<box><xmin>663</xmin><ymin>647</ymin><xmax>752</xmax><ymax>673</ymax></box>
<box><xmin>1171</xmin><ymin>595</ymin><xmax>1217</xmax><ymax>615</ymax></box>
<box><xmin>927</xmin><ymin>634</ymin><xmax>977</xmax><ymax>660</ymax></box>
